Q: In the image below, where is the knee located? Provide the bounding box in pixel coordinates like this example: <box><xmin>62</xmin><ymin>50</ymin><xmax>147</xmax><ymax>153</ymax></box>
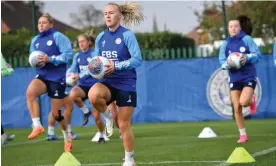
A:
<box><xmin>26</xmin><ymin>89</ymin><xmax>36</xmax><ymax>100</ymax></box>
<box><xmin>239</xmin><ymin>99</ymin><xmax>250</xmax><ymax>107</ymax></box>
<box><xmin>52</xmin><ymin>110</ymin><xmax>64</xmax><ymax>122</ymax></box>
<box><xmin>233</xmin><ymin>105</ymin><xmax>242</xmax><ymax>116</ymax></box>
<box><xmin>88</xmin><ymin>91</ymin><xmax>101</xmax><ymax>106</ymax></box>
<box><xmin>69</xmin><ymin>92</ymin><xmax>78</xmax><ymax>101</ymax></box>
<box><xmin>118</xmin><ymin>119</ymin><xmax>131</xmax><ymax>133</ymax></box>
<box><xmin>232</xmin><ymin>102</ymin><xmax>241</xmax><ymax>113</ymax></box>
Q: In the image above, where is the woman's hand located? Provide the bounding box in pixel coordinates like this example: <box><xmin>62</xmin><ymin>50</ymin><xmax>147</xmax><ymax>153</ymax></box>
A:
<box><xmin>240</xmin><ymin>54</ymin><xmax>247</xmax><ymax>65</ymax></box>
<box><xmin>72</xmin><ymin>73</ymin><xmax>79</xmax><ymax>84</ymax></box>
<box><xmin>37</xmin><ymin>54</ymin><xmax>49</xmax><ymax>64</ymax></box>
<box><xmin>104</xmin><ymin>60</ymin><xmax>115</xmax><ymax>76</ymax></box>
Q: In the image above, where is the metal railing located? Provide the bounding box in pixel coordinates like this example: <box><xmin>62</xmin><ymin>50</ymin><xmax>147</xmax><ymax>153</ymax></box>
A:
<box><xmin>4</xmin><ymin>46</ymin><xmax>273</xmax><ymax>67</ymax></box>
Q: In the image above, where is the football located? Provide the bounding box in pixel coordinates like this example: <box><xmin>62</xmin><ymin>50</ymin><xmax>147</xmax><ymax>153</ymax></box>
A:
<box><xmin>29</xmin><ymin>51</ymin><xmax>46</xmax><ymax>68</ymax></box>
<box><xmin>66</xmin><ymin>73</ymin><xmax>77</xmax><ymax>87</ymax></box>
<box><xmin>228</xmin><ymin>52</ymin><xmax>242</xmax><ymax>69</ymax></box>
<box><xmin>87</xmin><ymin>56</ymin><xmax>110</xmax><ymax>79</ymax></box>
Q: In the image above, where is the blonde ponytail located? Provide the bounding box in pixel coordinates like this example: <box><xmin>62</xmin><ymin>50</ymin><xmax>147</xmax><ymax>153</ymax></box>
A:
<box><xmin>108</xmin><ymin>2</ymin><xmax>145</xmax><ymax>27</ymax></box>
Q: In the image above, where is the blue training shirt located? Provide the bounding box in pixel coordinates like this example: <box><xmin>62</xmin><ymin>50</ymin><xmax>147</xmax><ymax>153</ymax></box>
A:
<box><xmin>29</xmin><ymin>28</ymin><xmax>73</xmax><ymax>82</ymax></box>
<box><xmin>219</xmin><ymin>31</ymin><xmax>262</xmax><ymax>83</ymax></box>
<box><xmin>273</xmin><ymin>41</ymin><xmax>276</xmax><ymax>67</ymax></box>
<box><xmin>92</xmin><ymin>26</ymin><xmax>142</xmax><ymax>92</ymax></box>
<box><xmin>67</xmin><ymin>48</ymin><xmax>98</xmax><ymax>87</ymax></box>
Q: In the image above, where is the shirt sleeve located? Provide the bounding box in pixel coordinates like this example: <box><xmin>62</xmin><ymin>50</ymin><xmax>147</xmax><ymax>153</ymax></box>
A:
<box><xmin>242</xmin><ymin>35</ymin><xmax>262</xmax><ymax>64</ymax></box>
<box><xmin>66</xmin><ymin>53</ymin><xmax>79</xmax><ymax>74</ymax></box>
<box><xmin>219</xmin><ymin>41</ymin><xmax>229</xmax><ymax>70</ymax></box>
<box><xmin>114</xmin><ymin>31</ymin><xmax>142</xmax><ymax>71</ymax></box>
<box><xmin>49</xmin><ymin>32</ymin><xmax>73</xmax><ymax>65</ymax></box>
<box><xmin>29</xmin><ymin>35</ymin><xmax>38</xmax><ymax>54</ymax></box>
<box><xmin>92</xmin><ymin>31</ymin><xmax>104</xmax><ymax>57</ymax></box>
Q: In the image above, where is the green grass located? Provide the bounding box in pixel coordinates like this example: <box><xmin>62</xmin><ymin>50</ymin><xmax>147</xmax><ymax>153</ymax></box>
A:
<box><xmin>1</xmin><ymin>119</ymin><xmax>276</xmax><ymax>166</ymax></box>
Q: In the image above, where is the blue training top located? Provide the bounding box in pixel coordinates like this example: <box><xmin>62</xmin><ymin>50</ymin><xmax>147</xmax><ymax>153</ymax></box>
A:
<box><xmin>67</xmin><ymin>48</ymin><xmax>98</xmax><ymax>87</ymax></box>
<box><xmin>93</xmin><ymin>26</ymin><xmax>142</xmax><ymax>92</ymax></box>
<box><xmin>29</xmin><ymin>28</ymin><xmax>73</xmax><ymax>82</ymax></box>
<box><xmin>219</xmin><ymin>31</ymin><xmax>262</xmax><ymax>83</ymax></box>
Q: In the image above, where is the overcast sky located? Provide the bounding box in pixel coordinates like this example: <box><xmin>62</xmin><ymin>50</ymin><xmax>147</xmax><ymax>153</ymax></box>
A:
<box><xmin>42</xmin><ymin>1</ymin><xmax>206</xmax><ymax>34</ymax></box>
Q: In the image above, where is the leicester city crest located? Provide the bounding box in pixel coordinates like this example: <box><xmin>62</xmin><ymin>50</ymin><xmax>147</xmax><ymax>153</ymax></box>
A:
<box><xmin>206</xmin><ymin>68</ymin><xmax>262</xmax><ymax>119</ymax></box>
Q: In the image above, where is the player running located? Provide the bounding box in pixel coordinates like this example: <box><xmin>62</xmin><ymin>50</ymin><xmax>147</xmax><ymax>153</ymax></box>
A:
<box><xmin>88</xmin><ymin>2</ymin><xmax>144</xmax><ymax>166</ymax></box>
<box><xmin>26</xmin><ymin>13</ymin><xmax>73</xmax><ymax>152</ymax></box>
<box><xmin>219</xmin><ymin>16</ymin><xmax>262</xmax><ymax>143</ymax></box>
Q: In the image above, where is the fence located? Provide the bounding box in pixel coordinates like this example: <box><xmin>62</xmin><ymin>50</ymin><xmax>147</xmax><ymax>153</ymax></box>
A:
<box><xmin>2</xmin><ymin>55</ymin><xmax>276</xmax><ymax>128</ymax></box>
<box><xmin>4</xmin><ymin>45</ymin><xmax>273</xmax><ymax>67</ymax></box>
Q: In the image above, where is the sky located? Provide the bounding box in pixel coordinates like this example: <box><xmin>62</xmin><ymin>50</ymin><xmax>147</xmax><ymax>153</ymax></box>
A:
<box><xmin>42</xmin><ymin>1</ymin><xmax>206</xmax><ymax>35</ymax></box>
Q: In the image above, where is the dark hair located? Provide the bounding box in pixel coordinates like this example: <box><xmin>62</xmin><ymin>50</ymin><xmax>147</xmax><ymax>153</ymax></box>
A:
<box><xmin>77</xmin><ymin>34</ymin><xmax>95</xmax><ymax>48</ymax></box>
<box><xmin>236</xmin><ymin>15</ymin><xmax>253</xmax><ymax>36</ymax></box>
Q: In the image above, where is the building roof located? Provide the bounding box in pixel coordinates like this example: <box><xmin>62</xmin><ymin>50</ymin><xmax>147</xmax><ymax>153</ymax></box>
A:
<box><xmin>185</xmin><ymin>26</ymin><xmax>209</xmax><ymax>46</ymax></box>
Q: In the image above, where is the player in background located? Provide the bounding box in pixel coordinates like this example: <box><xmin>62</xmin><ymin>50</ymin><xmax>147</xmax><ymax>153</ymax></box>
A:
<box><xmin>67</xmin><ymin>33</ymin><xmax>116</xmax><ymax>142</ymax></box>
<box><xmin>219</xmin><ymin>15</ymin><xmax>262</xmax><ymax>143</ymax></box>
<box><xmin>1</xmin><ymin>53</ymin><xmax>16</xmax><ymax>145</ymax></box>
<box><xmin>26</xmin><ymin>13</ymin><xmax>73</xmax><ymax>152</ymax></box>
<box><xmin>88</xmin><ymin>2</ymin><xmax>144</xmax><ymax>166</ymax></box>
<box><xmin>46</xmin><ymin>97</ymin><xmax>78</xmax><ymax>141</ymax></box>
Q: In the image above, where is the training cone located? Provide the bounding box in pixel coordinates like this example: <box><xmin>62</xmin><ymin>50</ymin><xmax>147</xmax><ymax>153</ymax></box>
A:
<box><xmin>226</xmin><ymin>147</ymin><xmax>256</xmax><ymax>163</ymax></box>
<box><xmin>198</xmin><ymin>127</ymin><xmax>217</xmax><ymax>138</ymax></box>
<box><xmin>54</xmin><ymin>152</ymin><xmax>81</xmax><ymax>166</ymax></box>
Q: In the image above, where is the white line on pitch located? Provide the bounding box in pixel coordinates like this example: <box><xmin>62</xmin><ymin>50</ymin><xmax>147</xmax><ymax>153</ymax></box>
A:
<box><xmin>36</xmin><ymin>160</ymin><xmax>224</xmax><ymax>166</ymax></box>
<box><xmin>3</xmin><ymin>133</ymin><xmax>275</xmax><ymax>147</ymax></box>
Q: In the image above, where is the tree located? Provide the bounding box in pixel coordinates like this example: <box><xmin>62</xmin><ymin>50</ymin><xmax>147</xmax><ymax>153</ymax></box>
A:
<box><xmin>25</xmin><ymin>1</ymin><xmax>44</xmax><ymax>12</ymax></box>
<box><xmin>152</xmin><ymin>14</ymin><xmax>158</xmax><ymax>32</ymax></box>
<box><xmin>227</xmin><ymin>1</ymin><xmax>276</xmax><ymax>42</ymax></box>
<box><xmin>70</xmin><ymin>4</ymin><xmax>104</xmax><ymax>29</ymax></box>
<box><xmin>195</xmin><ymin>1</ymin><xmax>276</xmax><ymax>43</ymax></box>
<box><xmin>195</xmin><ymin>2</ymin><xmax>224</xmax><ymax>42</ymax></box>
